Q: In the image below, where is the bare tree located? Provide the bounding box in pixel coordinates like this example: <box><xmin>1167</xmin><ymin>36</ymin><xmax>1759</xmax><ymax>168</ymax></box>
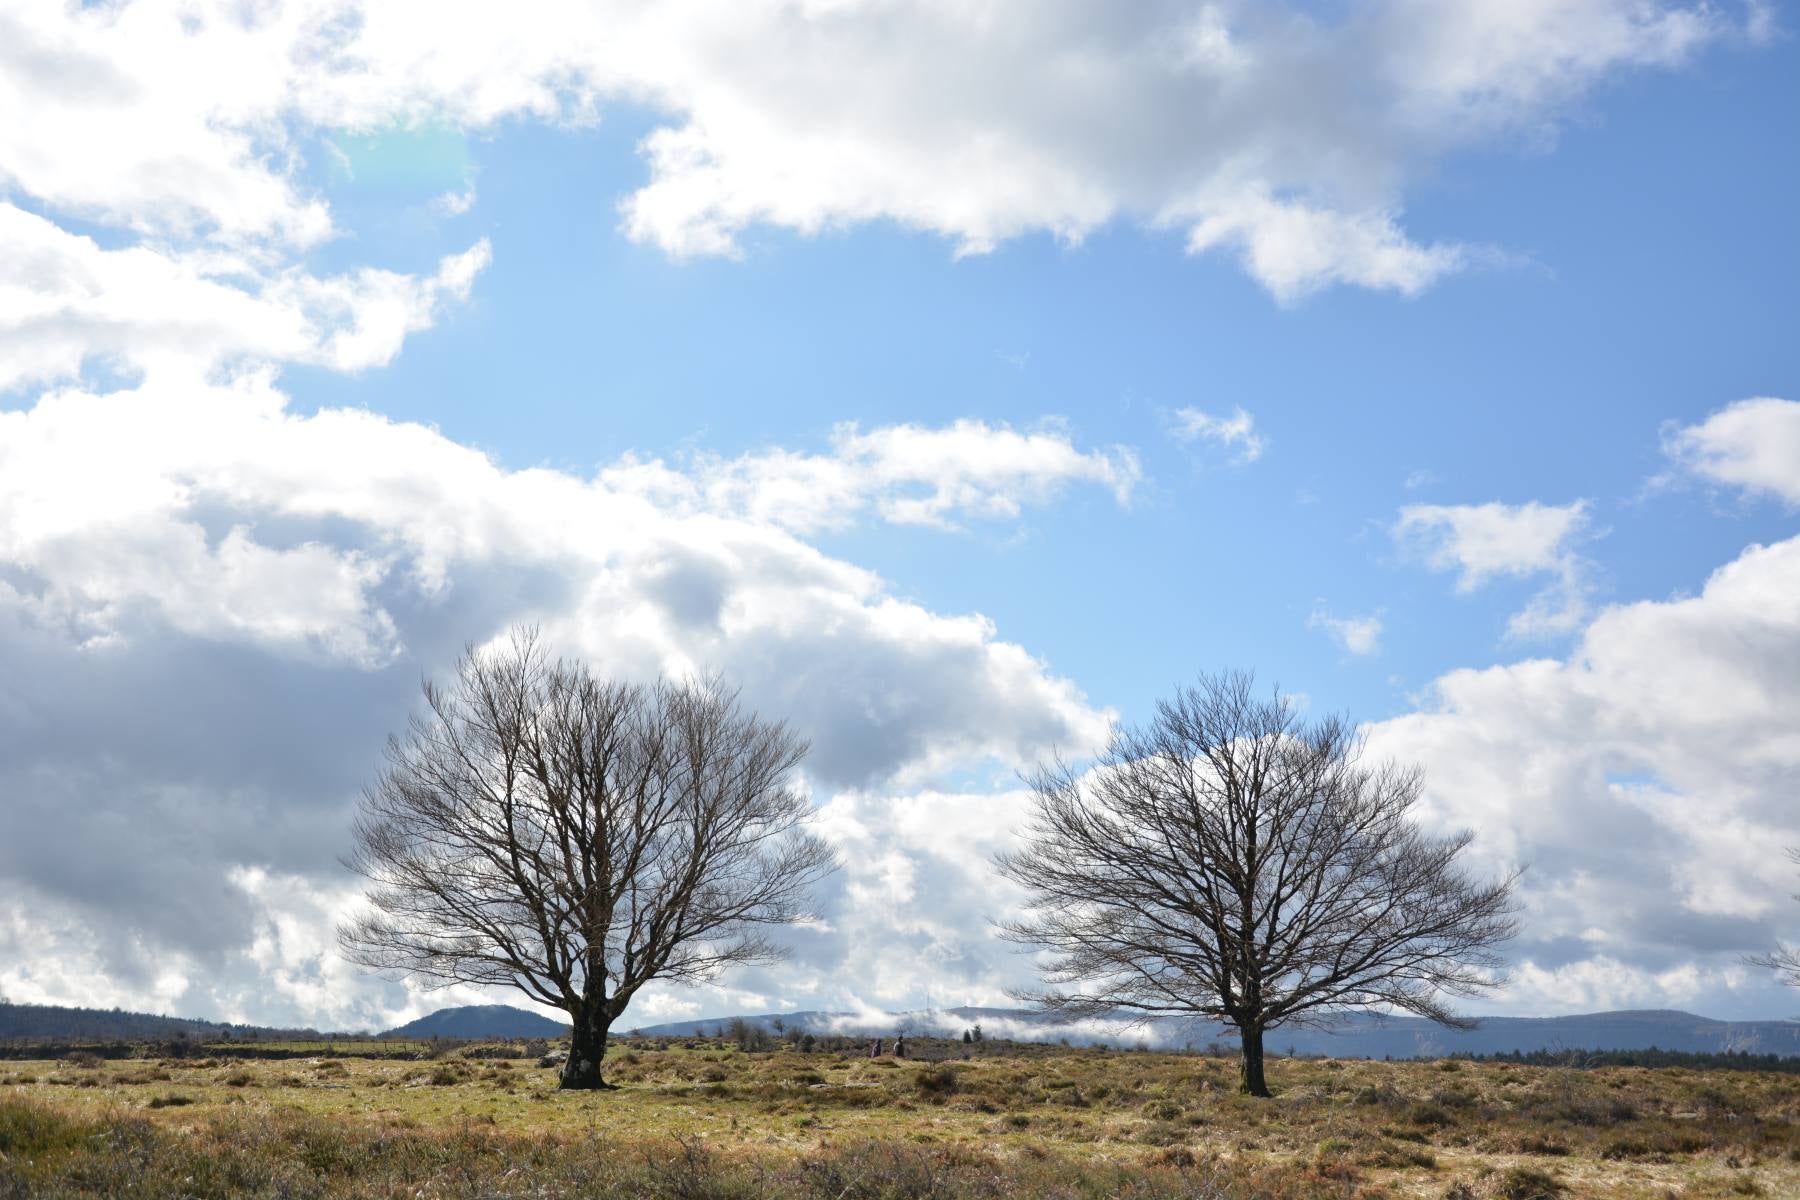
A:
<box><xmin>1749</xmin><ymin>847</ymin><xmax>1800</xmax><ymax>988</ymax></box>
<box><xmin>996</xmin><ymin>671</ymin><xmax>1519</xmax><ymax>1097</ymax></box>
<box><xmin>339</xmin><ymin>629</ymin><xmax>838</xmax><ymax>1090</ymax></box>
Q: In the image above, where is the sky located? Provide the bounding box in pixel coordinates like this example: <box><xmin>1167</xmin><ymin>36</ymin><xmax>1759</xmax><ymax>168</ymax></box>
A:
<box><xmin>0</xmin><ymin>0</ymin><xmax>1797</xmax><ymax>1033</ymax></box>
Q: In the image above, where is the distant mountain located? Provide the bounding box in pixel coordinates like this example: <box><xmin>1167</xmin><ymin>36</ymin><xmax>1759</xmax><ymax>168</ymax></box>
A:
<box><xmin>0</xmin><ymin>1000</ymin><xmax>566</xmax><ymax>1045</ymax></box>
<box><xmin>381</xmin><ymin>1004</ymin><xmax>568</xmax><ymax>1039</ymax></box>
<box><xmin>624</xmin><ymin>1006</ymin><xmax>1800</xmax><ymax>1059</ymax></box>
<box><xmin>0</xmin><ymin>1002</ymin><xmax>318</xmax><ymax>1044</ymax></box>
<box><xmin>9</xmin><ymin>998</ymin><xmax>1794</xmax><ymax>1059</ymax></box>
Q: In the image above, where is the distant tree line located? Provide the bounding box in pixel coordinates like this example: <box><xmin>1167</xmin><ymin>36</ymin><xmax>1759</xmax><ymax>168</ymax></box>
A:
<box><xmin>0</xmin><ymin>1001</ymin><xmax>335</xmax><ymax>1045</ymax></box>
<box><xmin>1462</xmin><ymin>1047</ymin><xmax>1800</xmax><ymax>1074</ymax></box>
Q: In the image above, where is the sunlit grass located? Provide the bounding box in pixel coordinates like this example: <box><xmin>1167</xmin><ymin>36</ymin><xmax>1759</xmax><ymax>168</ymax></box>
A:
<box><xmin>3</xmin><ymin>1040</ymin><xmax>1797</xmax><ymax>1197</ymax></box>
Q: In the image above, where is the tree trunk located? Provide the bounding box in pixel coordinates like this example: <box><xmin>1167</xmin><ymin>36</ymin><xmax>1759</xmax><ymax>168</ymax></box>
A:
<box><xmin>1238</xmin><ymin>1023</ymin><xmax>1270</xmax><ymax>1097</ymax></box>
<box><xmin>559</xmin><ymin>1002</ymin><xmax>614</xmax><ymax>1091</ymax></box>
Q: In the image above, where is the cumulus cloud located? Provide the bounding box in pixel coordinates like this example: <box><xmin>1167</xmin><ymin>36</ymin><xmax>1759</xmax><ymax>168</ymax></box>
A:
<box><xmin>0</xmin><ymin>373</ymin><xmax>1122</xmax><ymax>1023</ymax></box>
<box><xmin>1396</xmin><ymin>500</ymin><xmax>1590</xmax><ymax>589</ymax></box>
<box><xmin>1497</xmin><ymin>957</ymin><xmax>1741</xmax><ymax>1019</ymax></box>
<box><xmin>1367</xmin><ymin>533</ymin><xmax>1800</xmax><ymax>1015</ymax></box>
<box><xmin>1395</xmin><ymin>499</ymin><xmax>1595</xmax><ymax>637</ymax></box>
<box><xmin>603</xmin><ymin>0</ymin><xmax>1740</xmax><ymax>298</ymax></box>
<box><xmin>0</xmin><ymin>203</ymin><xmax>491</xmax><ymax>390</ymax></box>
<box><xmin>1176</xmin><ymin>193</ymin><xmax>1466</xmax><ymax>302</ymax></box>
<box><xmin>1662</xmin><ymin>397</ymin><xmax>1800</xmax><ymax>507</ymax></box>
<box><xmin>609</xmin><ymin>420</ymin><xmax>1140</xmax><ymax>534</ymax></box>
<box><xmin>649</xmin><ymin>528</ymin><xmax>1800</xmax><ymax>1023</ymax></box>
<box><xmin>1309</xmin><ymin>606</ymin><xmax>1383</xmax><ymax>656</ymax></box>
<box><xmin>6</xmin><ymin>386</ymin><xmax>1800</xmax><ymax>1024</ymax></box>
<box><xmin>0</xmin><ymin>377</ymin><xmax>1116</xmax><ymax>759</ymax></box>
<box><xmin>1</xmin><ymin>0</ymin><xmax>1755</xmax><ymax>301</ymax></box>
<box><xmin>618</xmin><ymin>528</ymin><xmax>1800</xmax><ymax>1025</ymax></box>
<box><xmin>793</xmin><ymin>787</ymin><xmax>1042</xmax><ymax>1010</ymax></box>
<box><xmin>1170</xmin><ymin>406</ymin><xmax>1264</xmax><ymax>463</ymax></box>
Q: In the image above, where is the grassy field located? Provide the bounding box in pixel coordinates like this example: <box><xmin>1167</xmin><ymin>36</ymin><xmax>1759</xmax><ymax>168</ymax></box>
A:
<box><xmin>2</xmin><ymin>1038</ymin><xmax>1795</xmax><ymax>1198</ymax></box>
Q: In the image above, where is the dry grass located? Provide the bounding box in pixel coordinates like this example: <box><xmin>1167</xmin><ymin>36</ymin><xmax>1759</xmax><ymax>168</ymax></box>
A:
<box><xmin>2</xmin><ymin>1041</ymin><xmax>1796</xmax><ymax>1198</ymax></box>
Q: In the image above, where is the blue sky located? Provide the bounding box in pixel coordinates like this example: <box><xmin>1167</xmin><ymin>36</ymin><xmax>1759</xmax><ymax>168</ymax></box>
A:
<box><xmin>289</xmin><ymin>40</ymin><xmax>1799</xmax><ymax>730</ymax></box>
<box><xmin>1</xmin><ymin>0</ymin><xmax>1797</xmax><ymax>1031</ymax></box>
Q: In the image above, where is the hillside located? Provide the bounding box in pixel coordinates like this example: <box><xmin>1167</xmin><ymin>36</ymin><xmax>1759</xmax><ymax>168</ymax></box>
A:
<box><xmin>379</xmin><ymin>1004</ymin><xmax>567</xmax><ymax>1039</ymax></box>
<box><xmin>624</xmin><ymin>1005</ymin><xmax>1800</xmax><ymax>1059</ymax></box>
<box><xmin>0</xmin><ymin>1002</ymin><xmax>317</xmax><ymax>1044</ymax></box>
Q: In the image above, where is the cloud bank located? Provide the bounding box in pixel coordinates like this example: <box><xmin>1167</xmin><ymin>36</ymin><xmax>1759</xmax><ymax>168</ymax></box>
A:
<box><xmin>1368</xmin><ymin>531</ymin><xmax>1800</xmax><ymax>1014</ymax></box>
<box><xmin>1</xmin><ymin>0</ymin><xmax>1758</xmax><ymax>303</ymax></box>
<box><xmin>4</xmin><ymin>387</ymin><xmax>1800</xmax><ymax>1029</ymax></box>
<box><xmin>0</xmin><ymin>375</ymin><xmax>1125</xmax><ymax>1026</ymax></box>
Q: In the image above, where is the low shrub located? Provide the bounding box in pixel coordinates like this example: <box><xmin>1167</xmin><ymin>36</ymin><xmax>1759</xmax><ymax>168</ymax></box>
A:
<box><xmin>1528</xmin><ymin>1095</ymin><xmax>1637</xmax><ymax>1126</ymax></box>
<box><xmin>1492</xmin><ymin>1165</ymin><xmax>1565</xmax><ymax>1199</ymax></box>
<box><xmin>1357</xmin><ymin>1139</ymin><xmax>1435</xmax><ymax>1170</ymax></box>
<box><xmin>912</xmin><ymin>1065</ymin><xmax>959</xmax><ymax>1097</ymax></box>
<box><xmin>0</xmin><ymin>1099</ymin><xmax>92</xmax><ymax>1158</ymax></box>
<box><xmin>1408</xmin><ymin>1102</ymin><xmax>1456</xmax><ymax>1128</ymax></box>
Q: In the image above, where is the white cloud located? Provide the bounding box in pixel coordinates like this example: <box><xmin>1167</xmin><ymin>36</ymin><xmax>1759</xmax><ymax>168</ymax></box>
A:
<box><xmin>590</xmin><ymin>529</ymin><xmax>1800</xmax><ymax>1025</ymax></box>
<box><xmin>1498</xmin><ymin>957</ymin><xmax>1734</xmax><ymax>1018</ymax></box>
<box><xmin>0</xmin><ymin>378</ymin><xmax>1115</xmax><ymax>769</ymax></box>
<box><xmin>1662</xmin><ymin>396</ymin><xmax>1800</xmax><ymax>507</ymax></box>
<box><xmin>688</xmin><ymin>529</ymin><xmax>1800</xmax><ymax>1021</ymax></box>
<box><xmin>0</xmin><ymin>373</ymin><xmax>1124</xmax><ymax>1024</ymax></box>
<box><xmin>0</xmin><ymin>3</ymin><xmax>329</xmax><ymax>248</ymax></box>
<box><xmin>0</xmin><ymin>0</ymin><xmax>1752</xmax><ymax>302</ymax></box>
<box><xmin>1176</xmin><ymin>191</ymin><xmax>1466</xmax><ymax>302</ymax></box>
<box><xmin>1309</xmin><ymin>606</ymin><xmax>1383</xmax><ymax>656</ymax></box>
<box><xmin>787</xmin><ymin>787</ymin><xmax>1042</xmax><ymax>1011</ymax></box>
<box><xmin>1170</xmin><ymin>405</ymin><xmax>1264</xmax><ymax>462</ymax></box>
<box><xmin>1367</xmin><ymin>532</ymin><xmax>1800</xmax><ymax>1014</ymax></box>
<box><xmin>6</xmin><ymin>388</ymin><xmax>1799</xmax><ymax>1025</ymax></box>
<box><xmin>1395</xmin><ymin>499</ymin><xmax>1594</xmax><ymax>636</ymax></box>
<box><xmin>1396</xmin><ymin>500</ymin><xmax>1589</xmax><ymax>588</ymax></box>
<box><xmin>602</xmin><ymin>0</ymin><xmax>1736</xmax><ymax>297</ymax></box>
<box><xmin>610</xmin><ymin>420</ymin><xmax>1140</xmax><ymax>534</ymax></box>
<box><xmin>0</xmin><ymin>202</ymin><xmax>490</xmax><ymax>390</ymax></box>
<box><xmin>432</xmin><ymin>187</ymin><xmax>478</xmax><ymax>217</ymax></box>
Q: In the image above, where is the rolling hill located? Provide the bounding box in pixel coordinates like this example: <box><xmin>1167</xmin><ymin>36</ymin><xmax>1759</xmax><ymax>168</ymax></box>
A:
<box><xmin>9</xmin><ymin>997</ymin><xmax>1794</xmax><ymax>1059</ymax></box>
<box><xmin>379</xmin><ymin>1004</ymin><xmax>568</xmax><ymax>1039</ymax></box>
